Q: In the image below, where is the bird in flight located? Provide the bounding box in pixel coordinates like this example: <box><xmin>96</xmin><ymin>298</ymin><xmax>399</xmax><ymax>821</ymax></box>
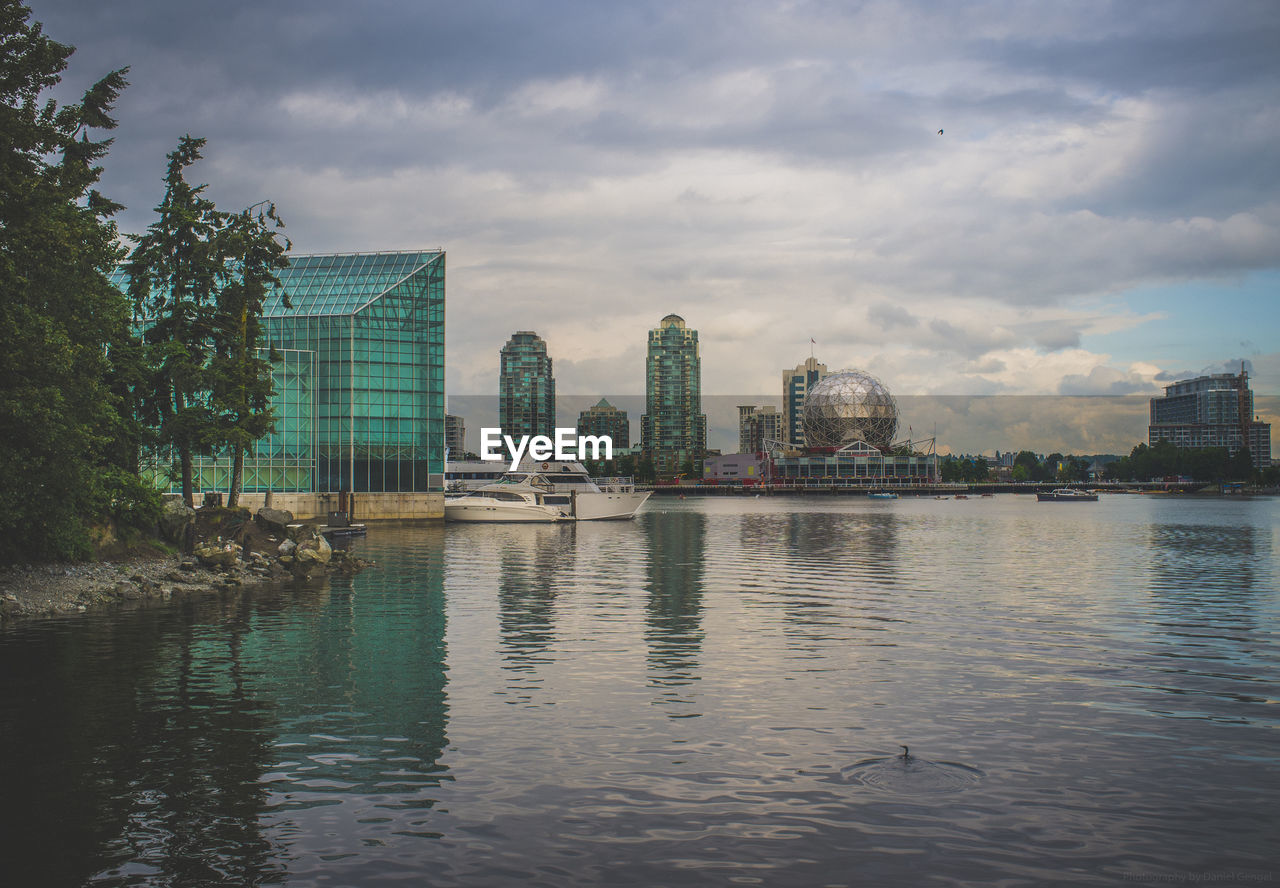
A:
<box><xmin>937</xmin><ymin>129</ymin><xmax>944</xmax><ymax>135</ymax></box>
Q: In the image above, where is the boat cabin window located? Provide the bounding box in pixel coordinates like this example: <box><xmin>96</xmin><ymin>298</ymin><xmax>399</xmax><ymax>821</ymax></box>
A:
<box><xmin>468</xmin><ymin>490</ymin><xmax>529</xmax><ymax>502</ymax></box>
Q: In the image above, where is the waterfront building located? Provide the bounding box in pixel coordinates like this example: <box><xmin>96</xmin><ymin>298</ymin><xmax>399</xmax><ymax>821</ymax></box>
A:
<box><xmin>783</xmin><ymin>357</ymin><xmax>829</xmax><ymax>446</ymax></box>
<box><xmin>1149</xmin><ymin>370</ymin><xmax>1272</xmax><ymax>470</ymax></box>
<box><xmin>770</xmin><ymin>441</ymin><xmax>938</xmax><ymax>485</ymax></box>
<box><xmin>445</xmin><ymin>414</ymin><xmax>466</xmax><ymax>459</ymax></box>
<box><xmin>641</xmin><ymin>314</ymin><xmax>707</xmax><ymax>476</ymax></box>
<box><xmin>499</xmin><ymin>331</ymin><xmax>556</xmax><ymax>441</ymax></box>
<box><xmin>737</xmin><ymin>405</ymin><xmax>785</xmax><ymax>454</ymax></box>
<box><xmin>578</xmin><ymin>398</ymin><xmax>630</xmax><ymax>448</ymax></box>
<box><xmin>704</xmin><ymin>453</ymin><xmax>767</xmax><ymax>483</ymax></box>
<box><xmin>115</xmin><ymin>250</ymin><xmax>447</xmax><ymax>504</ymax></box>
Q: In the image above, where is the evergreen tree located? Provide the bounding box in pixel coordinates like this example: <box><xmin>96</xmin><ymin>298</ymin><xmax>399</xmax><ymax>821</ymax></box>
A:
<box><xmin>208</xmin><ymin>202</ymin><xmax>290</xmax><ymax>506</ymax></box>
<box><xmin>126</xmin><ymin>136</ymin><xmax>226</xmax><ymax>507</ymax></box>
<box><xmin>0</xmin><ymin>1</ymin><xmax>145</xmax><ymax>562</ymax></box>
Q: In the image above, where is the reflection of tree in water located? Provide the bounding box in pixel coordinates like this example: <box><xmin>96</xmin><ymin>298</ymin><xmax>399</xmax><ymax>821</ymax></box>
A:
<box><xmin>642</xmin><ymin>510</ymin><xmax>707</xmax><ymax>709</ymax></box>
<box><xmin>496</xmin><ymin>526</ymin><xmax>577</xmax><ymax>704</ymax></box>
<box><xmin>0</xmin><ymin>595</ymin><xmax>280</xmax><ymax>886</ymax></box>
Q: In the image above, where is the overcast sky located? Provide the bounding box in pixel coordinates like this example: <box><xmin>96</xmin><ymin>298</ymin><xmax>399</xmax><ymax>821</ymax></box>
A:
<box><xmin>32</xmin><ymin>0</ymin><xmax>1280</xmax><ymax>452</ymax></box>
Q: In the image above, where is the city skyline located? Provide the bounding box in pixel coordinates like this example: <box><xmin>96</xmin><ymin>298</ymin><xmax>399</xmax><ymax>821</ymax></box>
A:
<box><xmin>32</xmin><ymin>0</ymin><xmax>1280</xmax><ymax>455</ymax></box>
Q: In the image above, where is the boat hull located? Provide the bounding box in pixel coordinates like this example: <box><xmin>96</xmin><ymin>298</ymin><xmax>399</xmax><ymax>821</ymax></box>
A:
<box><xmin>444</xmin><ymin>500</ymin><xmax>564</xmax><ymax>523</ymax></box>
<box><xmin>1036</xmin><ymin>492</ymin><xmax>1098</xmax><ymax>501</ymax></box>
<box><xmin>570</xmin><ymin>491</ymin><xmax>652</xmax><ymax>520</ymax></box>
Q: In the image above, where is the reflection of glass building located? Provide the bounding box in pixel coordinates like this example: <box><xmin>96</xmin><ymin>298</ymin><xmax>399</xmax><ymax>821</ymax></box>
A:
<box><xmin>641</xmin><ymin>314</ymin><xmax>707</xmax><ymax>475</ymax></box>
<box><xmin>1149</xmin><ymin>370</ymin><xmax>1271</xmax><ymax>470</ymax></box>
<box><xmin>120</xmin><ymin>250</ymin><xmax>446</xmax><ymax>494</ymax></box>
<box><xmin>499</xmin><ymin>331</ymin><xmax>555</xmax><ymax>440</ymax></box>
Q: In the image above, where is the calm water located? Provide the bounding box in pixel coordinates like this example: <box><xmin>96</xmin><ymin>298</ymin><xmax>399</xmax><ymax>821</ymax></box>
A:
<box><xmin>1</xmin><ymin>494</ymin><xmax>1277</xmax><ymax>887</ymax></box>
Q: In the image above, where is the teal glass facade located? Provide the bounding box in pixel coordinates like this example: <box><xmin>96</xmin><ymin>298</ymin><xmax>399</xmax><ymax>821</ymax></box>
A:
<box><xmin>119</xmin><ymin>250</ymin><xmax>446</xmax><ymax>494</ymax></box>
<box><xmin>641</xmin><ymin>314</ymin><xmax>707</xmax><ymax>476</ymax></box>
<box><xmin>499</xmin><ymin>331</ymin><xmax>555</xmax><ymax>440</ymax></box>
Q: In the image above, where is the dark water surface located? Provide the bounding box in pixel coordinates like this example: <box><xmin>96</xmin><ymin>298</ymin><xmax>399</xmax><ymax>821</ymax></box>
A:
<box><xmin>2</xmin><ymin>495</ymin><xmax>1277</xmax><ymax>887</ymax></box>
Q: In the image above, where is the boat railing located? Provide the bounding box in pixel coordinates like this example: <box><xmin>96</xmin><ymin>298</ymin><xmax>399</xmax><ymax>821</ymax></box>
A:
<box><xmin>535</xmin><ymin>476</ymin><xmax>637</xmax><ymax>494</ymax></box>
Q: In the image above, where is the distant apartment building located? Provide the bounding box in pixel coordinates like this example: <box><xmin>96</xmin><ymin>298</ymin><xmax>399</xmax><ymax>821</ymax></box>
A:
<box><xmin>641</xmin><ymin>314</ymin><xmax>707</xmax><ymax>476</ymax></box>
<box><xmin>737</xmin><ymin>405</ymin><xmax>784</xmax><ymax>454</ymax></box>
<box><xmin>499</xmin><ymin>331</ymin><xmax>555</xmax><ymax>440</ymax></box>
<box><xmin>1148</xmin><ymin>369</ymin><xmax>1271</xmax><ymax>469</ymax></box>
<box><xmin>783</xmin><ymin>357</ymin><xmax>829</xmax><ymax>446</ymax></box>
<box><xmin>445</xmin><ymin>413</ymin><xmax>466</xmax><ymax>458</ymax></box>
<box><xmin>577</xmin><ymin>398</ymin><xmax>630</xmax><ymax>449</ymax></box>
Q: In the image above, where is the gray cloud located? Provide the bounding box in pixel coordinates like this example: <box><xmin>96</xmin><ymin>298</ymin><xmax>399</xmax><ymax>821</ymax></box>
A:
<box><xmin>27</xmin><ymin>0</ymin><xmax>1280</xmax><ymax>448</ymax></box>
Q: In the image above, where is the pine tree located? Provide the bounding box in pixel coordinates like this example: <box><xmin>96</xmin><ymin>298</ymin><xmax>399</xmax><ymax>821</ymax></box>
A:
<box><xmin>208</xmin><ymin>202</ymin><xmax>291</xmax><ymax>507</ymax></box>
<box><xmin>0</xmin><ymin>0</ymin><xmax>143</xmax><ymax>561</ymax></box>
<box><xmin>126</xmin><ymin>136</ymin><xmax>225</xmax><ymax>507</ymax></box>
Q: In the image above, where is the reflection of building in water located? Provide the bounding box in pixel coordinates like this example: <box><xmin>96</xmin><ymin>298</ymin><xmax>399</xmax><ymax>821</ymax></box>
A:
<box><xmin>254</xmin><ymin>536</ymin><xmax>452</xmax><ymax>798</ymax></box>
<box><xmin>495</xmin><ymin>524</ymin><xmax>577</xmax><ymax>701</ymax></box>
<box><xmin>642</xmin><ymin>510</ymin><xmax>707</xmax><ymax>709</ymax></box>
<box><xmin>777</xmin><ymin>511</ymin><xmax>901</xmax><ymax>645</ymax></box>
<box><xmin>1148</xmin><ymin>522</ymin><xmax>1268</xmax><ymax>601</ymax></box>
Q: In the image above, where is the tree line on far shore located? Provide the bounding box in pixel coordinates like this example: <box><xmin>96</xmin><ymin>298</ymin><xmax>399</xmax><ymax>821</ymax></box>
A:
<box><xmin>0</xmin><ymin>1</ymin><xmax>287</xmax><ymax>563</ymax></box>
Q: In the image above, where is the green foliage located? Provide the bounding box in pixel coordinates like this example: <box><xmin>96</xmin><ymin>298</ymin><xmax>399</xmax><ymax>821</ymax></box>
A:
<box><xmin>940</xmin><ymin>456</ymin><xmax>990</xmax><ymax>482</ymax></box>
<box><xmin>207</xmin><ymin>202</ymin><xmax>291</xmax><ymax>505</ymax></box>
<box><xmin>0</xmin><ymin>0</ymin><xmax>139</xmax><ymax>562</ymax></box>
<box><xmin>128</xmin><ymin>139</ymin><xmax>290</xmax><ymax>507</ymax></box>
<box><xmin>126</xmin><ymin>135</ymin><xmax>225</xmax><ymax>506</ymax></box>
<box><xmin>1104</xmin><ymin>441</ymin><xmax>1256</xmax><ymax>483</ymax></box>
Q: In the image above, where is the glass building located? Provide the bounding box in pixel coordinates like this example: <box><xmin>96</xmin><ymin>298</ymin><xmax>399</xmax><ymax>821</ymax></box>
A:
<box><xmin>641</xmin><ymin>314</ymin><xmax>707</xmax><ymax>476</ymax></box>
<box><xmin>1149</xmin><ymin>370</ymin><xmax>1271</xmax><ymax>470</ymax></box>
<box><xmin>119</xmin><ymin>250</ymin><xmax>446</xmax><ymax>494</ymax></box>
<box><xmin>499</xmin><ymin>331</ymin><xmax>556</xmax><ymax>440</ymax></box>
<box><xmin>578</xmin><ymin>398</ymin><xmax>630</xmax><ymax>449</ymax></box>
<box><xmin>782</xmin><ymin>357</ymin><xmax>829</xmax><ymax>446</ymax></box>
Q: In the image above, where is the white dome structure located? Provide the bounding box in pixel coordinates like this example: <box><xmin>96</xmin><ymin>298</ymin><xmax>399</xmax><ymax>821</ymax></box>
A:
<box><xmin>801</xmin><ymin>370</ymin><xmax>899</xmax><ymax>450</ymax></box>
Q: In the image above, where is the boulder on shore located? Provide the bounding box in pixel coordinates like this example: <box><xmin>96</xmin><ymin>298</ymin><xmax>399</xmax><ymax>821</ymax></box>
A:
<box><xmin>158</xmin><ymin>499</ymin><xmax>196</xmax><ymax>544</ymax></box>
<box><xmin>295</xmin><ymin>530</ymin><xmax>332</xmax><ymax>566</ymax></box>
<box><xmin>255</xmin><ymin>507</ymin><xmax>294</xmax><ymax>537</ymax></box>
<box><xmin>193</xmin><ymin>538</ymin><xmax>240</xmax><ymax>569</ymax></box>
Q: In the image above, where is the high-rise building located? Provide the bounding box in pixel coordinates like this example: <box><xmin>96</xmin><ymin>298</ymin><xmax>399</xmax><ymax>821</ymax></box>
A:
<box><xmin>737</xmin><ymin>405</ymin><xmax>784</xmax><ymax>454</ymax></box>
<box><xmin>499</xmin><ymin>331</ymin><xmax>555</xmax><ymax>440</ymax></box>
<box><xmin>782</xmin><ymin>357</ymin><xmax>829</xmax><ymax>446</ymax></box>
<box><xmin>444</xmin><ymin>414</ymin><xmax>466</xmax><ymax>458</ymax></box>
<box><xmin>1149</xmin><ymin>369</ymin><xmax>1271</xmax><ymax>469</ymax></box>
<box><xmin>641</xmin><ymin>314</ymin><xmax>707</xmax><ymax>475</ymax></box>
<box><xmin>578</xmin><ymin>398</ymin><xmax>629</xmax><ymax>449</ymax></box>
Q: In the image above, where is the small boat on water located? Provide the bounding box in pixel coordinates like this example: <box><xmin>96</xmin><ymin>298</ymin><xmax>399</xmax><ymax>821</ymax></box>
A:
<box><xmin>1036</xmin><ymin>488</ymin><xmax>1098</xmax><ymax>502</ymax></box>
<box><xmin>868</xmin><ymin>492</ymin><xmax>898</xmax><ymax>500</ymax></box>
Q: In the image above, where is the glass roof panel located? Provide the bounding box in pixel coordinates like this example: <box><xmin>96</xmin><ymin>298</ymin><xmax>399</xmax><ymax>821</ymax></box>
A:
<box><xmin>111</xmin><ymin>251</ymin><xmax>443</xmax><ymax>318</ymax></box>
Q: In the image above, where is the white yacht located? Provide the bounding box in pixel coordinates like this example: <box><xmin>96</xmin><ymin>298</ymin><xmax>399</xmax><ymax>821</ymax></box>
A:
<box><xmin>444</xmin><ymin>459</ymin><xmax>650</xmax><ymax>523</ymax></box>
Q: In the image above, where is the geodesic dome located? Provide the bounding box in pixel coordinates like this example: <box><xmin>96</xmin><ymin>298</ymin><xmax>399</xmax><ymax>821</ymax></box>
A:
<box><xmin>802</xmin><ymin>370</ymin><xmax>899</xmax><ymax>450</ymax></box>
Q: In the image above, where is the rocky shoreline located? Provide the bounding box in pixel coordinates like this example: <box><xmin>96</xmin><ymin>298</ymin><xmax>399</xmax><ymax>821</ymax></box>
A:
<box><xmin>0</xmin><ymin>502</ymin><xmax>373</xmax><ymax>624</ymax></box>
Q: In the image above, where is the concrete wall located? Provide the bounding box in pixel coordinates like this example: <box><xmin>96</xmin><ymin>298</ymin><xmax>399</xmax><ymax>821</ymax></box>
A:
<box><xmin>231</xmin><ymin>492</ymin><xmax>444</xmax><ymax>521</ymax></box>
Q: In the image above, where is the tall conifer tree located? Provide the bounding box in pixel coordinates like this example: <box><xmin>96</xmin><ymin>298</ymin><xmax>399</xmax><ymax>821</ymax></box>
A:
<box><xmin>126</xmin><ymin>136</ymin><xmax>225</xmax><ymax>507</ymax></box>
<box><xmin>209</xmin><ymin>203</ymin><xmax>291</xmax><ymax>506</ymax></box>
<box><xmin>0</xmin><ymin>0</ymin><xmax>142</xmax><ymax>561</ymax></box>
